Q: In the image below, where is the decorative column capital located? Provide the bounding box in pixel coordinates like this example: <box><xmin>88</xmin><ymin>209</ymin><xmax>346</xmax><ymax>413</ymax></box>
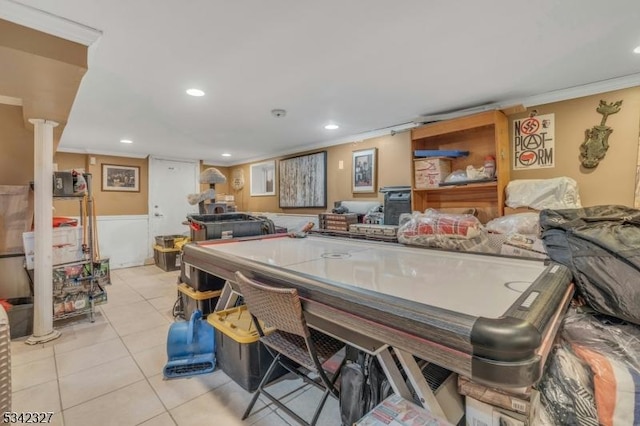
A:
<box><xmin>28</xmin><ymin>119</ymin><xmax>59</xmax><ymax>128</ymax></box>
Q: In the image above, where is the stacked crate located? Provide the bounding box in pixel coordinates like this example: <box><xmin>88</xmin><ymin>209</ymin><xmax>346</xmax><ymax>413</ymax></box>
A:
<box><xmin>153</xmin><ymin>235</ymin><xmax>188</xmax><ymax>272</ymax></box>
<box><xmin>174</xmin><ymin>214</ymin><xmax>276</xmax><ymax>319</ymax></box>
<box><xmin>319</xmin><ymin>213</ymin><xmax>358</xmax><ymax>232</ymax></box>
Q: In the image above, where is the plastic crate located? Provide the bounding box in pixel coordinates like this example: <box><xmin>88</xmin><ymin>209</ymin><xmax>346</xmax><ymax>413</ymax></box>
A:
<box><xmin>155</xmin><ymin>235</ymin><xmax>188</xmax><ymax>249</ymax></box>
<box><xmin>187</xmin><ymin>213</ymin><xmax>273</xmax><ymax>241</ymax></box>
<box><xmin>154</xmin><ymin>245</ymin><xmax>181</xmax><ymax>272</ymax></box>
<box><xmin>180</xmin><ymin>259</ymin><xmax>226</xmax><ymax>292</ymax></box>
<box><xmin>176</xmin><ymin>283</ymin><xmax>220</xmax><ymax>320</ymax></box>
<box><xmin>207</xmin><ymin>305</ymin><xmax>286</xmax><ymax>391</ymax></box>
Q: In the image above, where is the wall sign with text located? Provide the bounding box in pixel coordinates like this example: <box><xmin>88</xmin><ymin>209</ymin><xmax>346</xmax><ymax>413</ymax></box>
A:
<box><xmin>513</xmin><ymin>113</ymin><xmax>555</xmax><ymax>170</ymax></box>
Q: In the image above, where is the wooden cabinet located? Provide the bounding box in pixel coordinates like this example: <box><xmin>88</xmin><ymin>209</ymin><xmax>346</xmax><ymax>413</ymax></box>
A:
<box><xmin>410</xmin><ymin>110</ymin><xmax>509</xmax><ymax>223</ymax></box>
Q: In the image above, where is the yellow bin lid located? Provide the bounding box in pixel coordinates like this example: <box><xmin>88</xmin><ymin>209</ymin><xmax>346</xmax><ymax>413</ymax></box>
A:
<box><xmin>153</xmin><ymin>244</ymin><xmax>181</xmax><ymax>253</ymax></box>
<box><xmin>207</xmin><ymin>305</ymin><xmax>274</xmax><ymax>344</ymax></box>
<box><xmin>177</xmin><ymin>283</ymin><xmax>221</xmax><ymax>300</ymax></box>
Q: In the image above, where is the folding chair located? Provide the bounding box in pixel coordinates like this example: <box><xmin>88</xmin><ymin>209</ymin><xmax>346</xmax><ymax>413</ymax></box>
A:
<box><xmin>234</xmin><ymin>271</ymin><xmax>346</xmax><ymax>426</ymax></box>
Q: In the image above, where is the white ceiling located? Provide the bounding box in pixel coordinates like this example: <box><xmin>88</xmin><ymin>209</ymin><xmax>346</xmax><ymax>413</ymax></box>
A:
<box><xmin>8</xmin><ymin>0</ymin><xmax>640</xmax><ymax>165</ymax></box>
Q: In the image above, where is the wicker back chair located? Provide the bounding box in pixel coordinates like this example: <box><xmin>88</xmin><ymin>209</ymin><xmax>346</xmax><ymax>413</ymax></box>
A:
<box><xmin>235</xmin><ymin>271</ymin><xmax>345</xmax><ymax>426</ymax></box>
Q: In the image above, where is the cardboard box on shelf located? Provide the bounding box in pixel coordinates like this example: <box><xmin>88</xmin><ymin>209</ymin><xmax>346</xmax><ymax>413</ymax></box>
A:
<box><xmin>414</xmin><ymin>158</ymin><xmax>452</xmax><ymax>189</ymax></box>
<box><xmin>23</xmin><ymin>226</ymin><xmax>85</xmax><ymax>269</ymax></box>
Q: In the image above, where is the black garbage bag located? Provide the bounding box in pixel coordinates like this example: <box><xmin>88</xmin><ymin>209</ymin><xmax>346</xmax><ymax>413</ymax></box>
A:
<box><xmin>540</xmin><ymin>205</ymin><xmax>640</xmax><ymax>325</ymax></box>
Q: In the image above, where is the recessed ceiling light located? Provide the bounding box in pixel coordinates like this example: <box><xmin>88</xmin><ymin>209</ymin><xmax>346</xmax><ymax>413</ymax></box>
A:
<box><xmin>634</xmin><ymin>45</ymin><xmax>640</xmax><ymax>54</ymax></box>
<box><xmin>324</xmin><ymin>123</ymin><xmax>339</xmax><ymax>130</ymax></box>
<box><xmin>222</xmin><ymin>153</ymin><xmax>231</xmax><ymax>157</ymax></box>
<box><xmin>186</xmin><ymin>88</ymin><xmax>205</xmax><ymax>97</ymax></box>
<box><xmin>120</xmin><ymin>139</ymin><xmax>133</xmax><ymax>144</ymax></box>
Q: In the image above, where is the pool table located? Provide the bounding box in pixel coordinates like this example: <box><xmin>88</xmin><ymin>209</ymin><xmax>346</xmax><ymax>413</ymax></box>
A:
<box><xmin>182</xmin><ymin>234</ymin><xmax>573</xmax><ymax>391</ymax></box>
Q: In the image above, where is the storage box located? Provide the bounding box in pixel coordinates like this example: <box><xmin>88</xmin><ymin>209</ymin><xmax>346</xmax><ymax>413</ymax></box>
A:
<box><xmin>207</xmin><ymin>305</ymin><xmax>286</xmax><ymax>391</ymax></box>
<box><xmin>177</xmin><ymin>283</ymin><xmax>220</xmax><ymax>319</ymax></box>
<box><xmin>465</xmin><ymin>395</ymin><xmax>540</xmax><ymax>426</ymax></box>
<box><xmin>458</xmin><ymin>376</ymin><xmax>538</xmax><ymax>417</ymax></box>
<box><xmin>180</xmin><ymin>260</ymin><xmax>226</xmax><ymax>292</ymax></box>
<box><xmin>319</xmin><ymin>213</ymin><xmax>358</xmax><ymax>231</ymax></box>
<box><xmin>187</xmin><ymin>213</ymin><xmax>271</xmax><ymax>241</ymax></box>
<box><xmin>414</xmin><ymin>158</ymin><xmax>452</xmax><ymax>189</ymax></box>
<box><xmin>52</xmin><ymin>171</ymin><xmax>74</xmax><ymax>196</ymax></box>
<box><xmin>154</xmin><ymin>234</ymin><xmax>188</xmax><ymax>249</ymax></box>
<box><xmin>22</xmin><ymin>226</ymin><xmax>85</xmax><ymax>269</ymax></box>
<box><xmin>153</xmin><ymin>245</ymin><xmax>181</xmax><ymax>271</ymax></box>
<box><xmin>6</xmin><ymin>297</ymin><xmax>33</xmax><ymax>339</ymax></box>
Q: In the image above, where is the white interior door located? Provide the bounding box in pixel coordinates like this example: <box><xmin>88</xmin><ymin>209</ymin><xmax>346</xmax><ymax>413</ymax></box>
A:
<box><xmin>149</xmin><ymin>157</ymin><xmax>199</xmax><ymax>246</ymax></box>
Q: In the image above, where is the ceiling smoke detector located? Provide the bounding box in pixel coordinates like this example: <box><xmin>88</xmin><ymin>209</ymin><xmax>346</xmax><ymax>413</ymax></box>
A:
<box><xmin>271</xmin><ymin>109</ymin><xmax>287</xmax><ymax>118</ymax></box>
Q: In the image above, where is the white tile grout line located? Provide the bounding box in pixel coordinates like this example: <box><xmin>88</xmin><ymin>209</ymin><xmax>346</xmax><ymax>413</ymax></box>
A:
<box><xmin>10</xmin><ymin>266</ymin><xmax>275</xmax><ymax>426</ymax></box>
<box><xmin>45</xmin><ymin>275</ymin><xmax>166</xmax><ymax>421</ymax></box>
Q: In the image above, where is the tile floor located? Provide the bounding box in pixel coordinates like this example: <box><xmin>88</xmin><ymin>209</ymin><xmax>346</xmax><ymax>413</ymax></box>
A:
<box><xmin>11</xmin><ymin>265</ymin><xmax>341</xmax><ymax>426</ymax></box>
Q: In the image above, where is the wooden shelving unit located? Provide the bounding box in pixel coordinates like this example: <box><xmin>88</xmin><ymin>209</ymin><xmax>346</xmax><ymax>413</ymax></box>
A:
<box><xmin>410</xmin><ymin>110</ymin><xmax>509</xmax><ymax>223</ymax></box>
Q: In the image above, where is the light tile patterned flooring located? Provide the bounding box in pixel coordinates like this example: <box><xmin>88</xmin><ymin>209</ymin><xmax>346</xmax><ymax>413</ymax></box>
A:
<box><xmin>11</xmin><ymin>265</ymin><xmax>341</xmax><ymax>426</ymax></box>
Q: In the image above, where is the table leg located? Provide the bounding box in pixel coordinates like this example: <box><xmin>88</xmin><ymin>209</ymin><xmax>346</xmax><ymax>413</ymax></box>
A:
<box><xmin>394</xmin><ymin>349</ymin><xmax>447</xmax><ymax>420</ymax></box>
<box><xmin>214</xmin><ymin>280</ymin><xmax>241</xmax><ymax>311</ymax></box>
<box><xmin>375</xmin><ymin>348</ymin><xmax>412</xmax><ymax>400</ymax></box>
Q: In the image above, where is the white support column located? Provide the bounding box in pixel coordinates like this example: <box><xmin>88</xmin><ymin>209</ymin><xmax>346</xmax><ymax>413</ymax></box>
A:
<box><xmin>26</xmin><ymin>119</ymin><xmax>61</xmax><ymax>345</ymax></box>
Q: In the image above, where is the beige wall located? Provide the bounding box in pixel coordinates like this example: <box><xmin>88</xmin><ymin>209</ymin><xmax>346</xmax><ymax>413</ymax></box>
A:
<box><xmin>0</xmin><ymin>104</ymin><xmax>34</xmax><ymax>185</ymax></box>
<box><xmin>53</xmin><ymin>153</ymin><xmax>149</xmax><ymax>216</ymax></box>
<box><xmin>228</xmin><ymin>132</ymin><xmax>412</xmax><ymax>213</ymax></box>
<box><xmin>39</xmin><ymin>87</ymin><xmax>640</xmax><ymax>218</ymax></box>
<box><xmin>510</xmin><ymin>87</ymin><xmax>640</xmax><ymax>207</ymax></box>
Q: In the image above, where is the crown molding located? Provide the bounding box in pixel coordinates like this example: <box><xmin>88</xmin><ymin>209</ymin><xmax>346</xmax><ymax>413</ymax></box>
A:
<box><xmin>56</xmin><ymin>146</ymin><xmax>149</xmax><ymax>159</ymax></box>
<box><xmin>510</xmin><ymin>73</ymin><xmax>640</xmax><ymax>108</ymax></box>
<box><xmin>413</xmin><ymin>73</ymin><xmax>640</xmax><ymax>124</ymax></box>
<box><xmin>0</xmin><ymin>0</ymin><xmax>102</xmax><ymax>46</ymax></box>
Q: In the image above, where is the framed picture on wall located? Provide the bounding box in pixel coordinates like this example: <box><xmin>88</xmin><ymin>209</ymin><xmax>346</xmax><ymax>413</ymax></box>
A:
<box><xmin>102</xmin><ymin>164</ymin><xmax>140</xmax><ymax>192</ymax></box>
<box><xmin>279</xmin><ymin>151</ymin><xmax>327</xmax><ymax>208</ymax></box>
<box><xmin>250</xmin><ymin>160</ymin><xmax>276</xmax><ymax>196</ymax></box>
<box><xmin>352</xmin><ymin>148</ymin><xmax>377</xmax><ymax>193</ymax></box>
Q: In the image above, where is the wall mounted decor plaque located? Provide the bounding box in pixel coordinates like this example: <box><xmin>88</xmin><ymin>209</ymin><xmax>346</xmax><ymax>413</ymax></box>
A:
<box><xmin>580</xmin><ymin>100</ymin><xmax>623</xmax><ymax>168</ymax></box>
